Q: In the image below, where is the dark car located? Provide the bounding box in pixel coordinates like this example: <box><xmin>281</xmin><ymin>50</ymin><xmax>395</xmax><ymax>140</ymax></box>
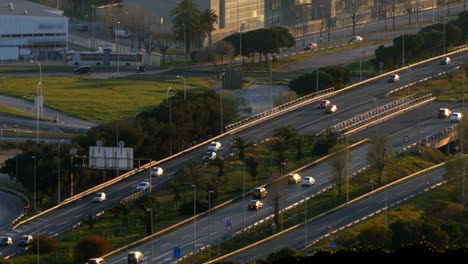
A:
<box><xmin>253</xmin><ymin>187</ymin><xmax>267</xmax><ymax>199</ymax></box>
<box><xmin>73</xmin><ymin>65</ymin><xmax>92</xmax><ymax>74</ymax></box>
<box><xmin>136</xmin><ymin>65</ymin><xmax>146</xmax><ymax>72</ymax></box>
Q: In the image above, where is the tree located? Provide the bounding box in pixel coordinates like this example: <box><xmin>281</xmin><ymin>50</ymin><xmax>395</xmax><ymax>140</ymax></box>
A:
<box><xmin>444</xmin><ymin>154</ymin><xmax>468</xmax><ymax>184</ymax></box>
<box><xmin>199</xmin><ymin>8</ymin><xmax>218</xmax><ymax>46</ymax></box>
<box><xmin>366</xmin><ymin>135</ymin><xmax>394</xmax><ymax>183</ymax></box>
<box><xmin>153</xmin><ymin>22</ymin><xmax>175</xmax><ymax>65</ymax></box>
<box><xmin>229</xmin><ymin>136</ymin><xmax>255</xmax><ymax>161</ymax></box>
<box><xmin>245</xmin><ymin>155</ymin><xmax>260</xmax><ymax>183</ymax></box>
<box><xmin>288</xmin><ymin>3</ymin><xmax>312</xmax><ymax>48</ymax></box>
<box><xmin>346</xmin><ymin>0</ymin><xmax>364</xmax><ymax>36</ymax></box>
<box><xmin>273</xmin><ymin>125</ymin><xmax>299</xmax><ymax>149</ymax></box>
<box><xmin>110</xmin><ymin>201</ymin><xmax>131</xmax><ymax>228</ymax></box>
<box><xmin>74</xmin><ymin>236</ymin><xmax>111</xmax><ymax>263</ymax></box>
<box><xmin>390</xmin><ymin>0</ymin><xmax>398</xmax><ymax>28</ymax></box>
<box><xmin>357</xmin><ymin>224</ymin><xmax>392</xmax><ymax>248</ymax></box>
<box><xmin>329</xmin><ymin>143</ymin><xmax>350</xmax><ymax>197</ymax></box>
<box><xmin>192</xmin><ymin>40</ymin><xmax>235</xmax><ymax>78</ymax></box>
<box><xmin>172</xmin><ymin>0</ymin><xmax>201</xmax><ymax>58</ymax></box>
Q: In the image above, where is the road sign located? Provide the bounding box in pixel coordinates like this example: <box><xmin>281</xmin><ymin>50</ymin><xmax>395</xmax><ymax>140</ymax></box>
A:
<box><xmin>173</xmin><ymin>247</ymin><xmax>181</xmax><ymax>259</ymax></box>
<box><xmin>226</xmin><ymin>220</ymin><xmax>232</xmax><ymax>227</ymax></box>
<box><xmin>271</xmin><ymin>222</ymin><xmax>276</xmax><ymax>229</ymax></box>
<box><xmin>340</xmin><ymin>133</ymin><xmax>345</xmax><ymax>139</ymax></box>
<box><xmin>330</xmin><ymin>242</ymin><xmax>336</xmax><ymax>249</ymax></box>
<box><xmin>24</xmin><ymin>205</ymin><xmax>29</xmax><ymax>210</ymax></box>
<box><xmin>404</xmin><ymin>136</ymin><xmax>409</xmax><ymax>142</ymax></box>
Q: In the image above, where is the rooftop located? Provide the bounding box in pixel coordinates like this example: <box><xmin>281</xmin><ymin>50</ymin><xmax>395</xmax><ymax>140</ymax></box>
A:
<box><xmin>0</xmin><ymin>0</ymin><xmax>63</xmax><ymax>17</ymax></box>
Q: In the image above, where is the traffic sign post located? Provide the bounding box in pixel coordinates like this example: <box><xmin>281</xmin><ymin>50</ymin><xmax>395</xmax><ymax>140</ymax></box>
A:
<box><xmin>369</xmin><ymin>178</ymin><xmax>374</xmax><ymax>191</ymax></box>
<box><xmin>271</xmin><ymin>222</ymin><xmax>276</xmax><ymax>234</ymax></box>
<box><xmin>226</xmin><ymin>220</ymin><xmax>232</xmax><ymax>232</ymax></box>
<box><xmin>404</xmin><ymin>136</ymin><xmax>409</xmax><ymax>142</ymax></box>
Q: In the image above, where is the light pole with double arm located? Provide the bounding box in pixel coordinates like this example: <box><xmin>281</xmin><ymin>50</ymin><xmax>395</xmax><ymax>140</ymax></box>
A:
<box><xmin>176</xmin><ymin>75</ymin><xmax>186</xmax><ymax>100</ymax></box>
<box><xmin>192</xmin><ymin>184</ymin><xmax>197</xmax><ymax>255</ymax></box>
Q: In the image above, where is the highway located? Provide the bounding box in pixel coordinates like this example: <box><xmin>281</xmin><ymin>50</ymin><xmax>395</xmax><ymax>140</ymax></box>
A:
<box><xmin>0</xmin><ymin>5</ymin><xmax>466</xmax><ymax>261</ymax></box>
<box><xmin>0</xmin><ymin>50</ymin><xmax>460</xmax><ymax>261</ymax></box>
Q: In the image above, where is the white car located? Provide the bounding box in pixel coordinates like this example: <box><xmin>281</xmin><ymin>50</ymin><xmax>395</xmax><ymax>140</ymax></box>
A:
<box><xmin>439</xmin><ymin>57</ymin><xmax>451</xmax><ymax>65</ymax></box>
<box><xmin>450</xmin><ymin>112</ymin><xmax>463</xmax><ymax>122</ymax></box>
<box><xmin>208</xmin><ymin>141</ymin><xmax>221</xmax><ymax>152</ymax></box>
<box><xmin>136</xmin><ymin>182</ymin><xmax>150</xmax><ymax>192</ymax></box>
<box><xmin>92</xmin><ymin>192</ymin><xmax>106</xmax><ymax>202</ymax></box>
<box><xmin>387</xmin><ymin>74</ymin><xmax>400</xmax><ymax>83</ymax></box>
<box><xmin>150</xmin><ymin>167</ymin><xmax>164</xmax><ymax>177</ymax></box>
<box><xmin>301</xmin><ymin>176</ymin><xmax>316</xmax><ymax>186</ymax></box>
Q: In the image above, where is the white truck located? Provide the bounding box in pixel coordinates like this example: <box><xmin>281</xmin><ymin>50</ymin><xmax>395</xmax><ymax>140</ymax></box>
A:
<box><xmin>115</xmin><ymin>29</ymin><xmax>130</xmax><ymax>38</ymax></box>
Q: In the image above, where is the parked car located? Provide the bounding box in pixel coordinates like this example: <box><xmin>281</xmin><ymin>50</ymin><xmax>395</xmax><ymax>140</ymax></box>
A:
<box><xmin>92</xmin><ymin>192</ymin><xmax>106</xmax><ymax>202</ymax></box>
<box><xmin>17</xmin><ymin>235</ymin><xmax>33</xmax><ymax>247</ymax></box>
<box><xmin>208</xmin><ymin>141</ymin><xmax>222</xmax><ymax>152</ymax></box>
<box><xmin>301</xmin><ymin>176</ymin><xmax>316</xmax><ymax>186</ymax></box>
<box><xmin>325</xmin><ymin>104</ymin><xmax>338</xmax><ymax>113</ymax></box>
<box><xmin>203</xmin><ymin>151</ymin><xmax>217</xmax><ymax>162</ymax></box>
<box><xmin>150</xmin><ymin>167</ymin><xmax>164</xmax><ymax>177</ymax></box>
<box><xmin>439</xmin><ymin>57</ymin><xmax>451</xmax><ymax>65</ymax></box>
<box><xmin>88</xmin><ymin>257</ymin><xmax>106</xmax><ymax>264</ymax></box>
<box><xmin>135</xmin><ymin>182</ymin><xmax>150</xmax><ymax>192</ymax></box>
<box><xmin>76</xmin><ymin>23</ymin><xmax>89</xmax><ymax>32</ymax></box>
<box><xmin>303</xmin><ymin>42</ymin><xmax>318</xmax><ymax>51</ymax></box>
<box><xmin>248</xmin><ymin>199</ymin><xmax>263</xmax><ymax>210</ymax></box>
<box><xmin>73</xmin><ymin>65</ymin><xmax>92</xmax><ymax>74</ymax></box>
<box><xmin>318</xmin><ymin>99</ymin><xmax>331</xmax><ymax>109</ymax></box>
<box><xmin>438</xmin><ymin>108</ymin><xmax>451</xmax><ymax>118</ymax></box>
<box><xmin>136</xmin><ymin>65</ymin><xmax>146</xmax><ymax>72</ymax></box>
<box><xmin>348</xmin><ymin>35</ymin><xmax>363</xmax><ymax>44</ymax></box>
<box><xmin>253</xmin><ymin>187</ymin><xmax>268</xmax><ymax>199</ymax></box>
<box><xmin>450</xmin><ymin>112</ymin><xmax>463</xmax><ymax>122</ymax></box>
<box><xmin>127</xmin><ymin>251</ymin><xmax>144</xmax><ymax>263</ymax></box>
<box><xmin>0</xmin><ymin>237</ymin><xmax>12</xmax><ymax>246</ymax></box>
<box><xmin>387</xmin><ymin>74</ymin><xmax>400</xmax><ymax>83</ymax></box>
<box><xmin>287</xmin><ymin>173</ymin><xmax>302</xmax><ymax>184</ymax></box>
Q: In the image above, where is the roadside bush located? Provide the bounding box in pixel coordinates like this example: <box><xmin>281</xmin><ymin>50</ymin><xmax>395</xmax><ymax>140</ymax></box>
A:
<box><xmin>73</xmin><ymin>236</ymin><xmax>111</xmax><ymax>263</ymax></box>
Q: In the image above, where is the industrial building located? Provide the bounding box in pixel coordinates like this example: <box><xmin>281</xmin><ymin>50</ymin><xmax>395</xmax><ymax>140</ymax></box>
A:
<box><xmin>0</xmin><ymin>0</ymin><xmax>68</xmax><ymax>62</ymax></box>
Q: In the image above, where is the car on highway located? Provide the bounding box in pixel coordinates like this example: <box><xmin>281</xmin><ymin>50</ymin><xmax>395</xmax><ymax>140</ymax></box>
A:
<box><xmin>135</xmin><ymin>182</ymin><xmax>150</xmax><ymax>192</ymax></box>
<box><xmin>73</xmin><ymin>65</ymin><xmax>93</xmax><ymax>74</ymax></box>
<box><xmin>287</xmin><ymin>173</ymin><xmax>301</xmax><ymax>184</ymax></box>
<box><xmin>0</xmin><ymin>237</ymin><xmax>12</xmax><ymax>246</ymax></box>
<box><xmin>387</xmin><ymin>74</ymin><xmax>400</xmax><ymax>83</ymax></box>
<box><xmin>92</xmin><ymin>192</ymin><xmax>107</xmax><ymax>202</ymax></box>
<box><xmin>438</xmin><ymin>108</ymin><xmax>451</xmax><ymax>118</ymax></box>
<box><xmin>318</xmin><ymin>99</ymin><xmax>331</xmax><ymax>109</ymax></box>
<box><xmin>325</xmin><ymin>104</ymin><xmax>338</xmax><ymax>113</ymax></box>
<box><xmin>301</xmin><ymin>176</ymin><xmax>316</xmax><ymax>186</ymax></box>
<box><xmin>17</xmin><ymin>235</ymin><xmax>33</xmax><ymax>247</ymax></box>
<box><xmin>127</xmin><ymin>251</ymin><xmax>144</xmax><ymax>263</ymax></box>
<box><xmin>208</xmin><ymin>141</ymin><xmax>221</xmax><ymax>152</ymax></box>
<box><xmin>303</xmin><ymin>42</ymin><xmax>318</xmax><ymax>51</ymax></box>
<box><xmin>150</xmin><ymin>167</ymin><xmax>164</xmax><ymax>177</ymax></box>
<box><xmin>136</xmin><ymin>65</ymin><xmax>146</xmax><ymax>72</ymax></box>
<box><xmin>248</xmin><ymin>199</ymin><xmax>263</xmax><ymax>210</ymax></box>
<box><xmin>203</xmin><ymin>151</ymin><xmax>217</xmax><ymax>162</ymax></box>
<box><xmin>450</xmin><ymin>112</ymin><xmax>462</xmax><ymax>122</ymax></box>
<box><xmin>253</xmin><ymin>187</ymin><xmax>268</xmax><ymax>199</ymax></box>
<box><xmin>439</xmin><ymin>57</ymin><xmax>451</xmax><ymax>65</ymax></box>
<box><xmin>348</xmin><ymin>35</ymin><xmax>363</xmax><ymax>44</ymax></box>
<box><xmin>88</xmin><ymin>257</ymin><xmax>106</xmax><ymax>264</ymax></box>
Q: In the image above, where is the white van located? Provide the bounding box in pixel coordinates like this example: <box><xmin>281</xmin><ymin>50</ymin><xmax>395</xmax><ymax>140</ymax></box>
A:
<box><xmin>127</xmin><ymin>251</ymin><xmax>144</xmax><ymax>263</ymax></box>
<box><xmin>115</xmin><ymin>29</ymin><xmax>130</xmax><ymax>38</ymax></box>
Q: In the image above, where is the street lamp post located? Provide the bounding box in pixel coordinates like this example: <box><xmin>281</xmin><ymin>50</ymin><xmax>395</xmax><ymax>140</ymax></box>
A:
<box><xmin>32</xmin><ymin>156</ymin><xmax>37</xmax><ymax>211</ymax></box>
<box><xmin>36</xmin><ymin>210</ymin><xmax>41</xmax><ymax>264</ymax></box>
<box><xmin>57</xmin><ymin>140</ymin><xmax>63</xmax><ymax>204</ymax></box>
<box><xmin>191</xmin><ymin>184</ymin><xmax>197</xmax><ymax>255</ymax></box>
<box><xmin>147</xmin><ymin>207</ymin><xmax>154</xmax><ymax>262</ymax></box>
<box><xmin>69</xmin><ymin>148</ymin><xmax>77</xmax><ymax>197</ymax></box>
<box><xmin>241</xmin><ymin>162</ymin><xmax>246</xmax><ymax>231</ymax></box>
<box><xmin>167</xmin><ymin>87</ymin><xmax>173</xmax><ymax>156</ymax></box>
<box><xmin>116</xmin><ymin>21</ymin><xmax>120</xmax><ymax>75</ymax></box>
<box><xmin>176</xmin><ymin>75</ymin><xmax>186</xmax><ymax>100</ymax></box>
<box><xmin>92</xmin><ymin>4</ymin><xmax>95</xmax><ymax>49</ymax></box>
<box><xmin>208</xmin><ymin>190</ymin><xmax>214</xmax><ymax>261</ymax></box>
<box><xmin>384</xmin><ymin>171</ymin><xmax>388</xmax><ymax>226</ymax></box>
<box><xmin>304</xmin><ymin>197</ymin><xmax>308</xmax><ymax>251</ymax></box>
<box><xmin>30</xmin><ymin>60</ymin><xmax>42</xmax><ymax>143</ymax></box>
<box><xmin>220</xmin><ymin>72</ymin><xmax>225</xmax><ymax>134</ymax></box>
<box><xmin>314</xmin><ymin>5</ymin><xmax>323</xmax><ymax>43</ymax></box>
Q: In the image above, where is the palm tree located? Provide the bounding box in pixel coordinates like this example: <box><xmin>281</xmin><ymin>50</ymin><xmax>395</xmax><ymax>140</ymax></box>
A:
<box><xmin>273</xmin><ymin>125</ymin><xmax>300</xmax><ymax>148</ymax></box>
<box><xmin>110</xmin><ymin>201</ymin><xmax>131</xmax><ymax>228</ymax></box>
<box><xmin>200</xmin><ymin>8</ymin><xmax>218</xmax><ymax>46</ymax></box>
<box><xmin>245</xmin><ymin>155</ymin><xmax>260</xmax><ymax>183</ymax></box>
<box><xmin>229</xmin><ymin>136</ymin><xmax>255</xmax><ymax>161</ymax></box>
<box><xmin>171</xmin><ymin>0</ymin><xmax>201</xmax><ymax>58</ymax></box>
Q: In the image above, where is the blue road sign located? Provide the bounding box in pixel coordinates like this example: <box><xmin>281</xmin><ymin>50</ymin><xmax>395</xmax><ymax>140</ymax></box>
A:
<box><xmin>330</xmin><ymin>242</ymin><xmax>336</xmax><ymax>249</ymax></box>
<box><xmin>174</xmin><ymin>247</ymin><xmax>181</xmax><ymax>259</ymax></box>
<box><xmin>226</xmin><ymin>220</ymin><xmax>232</xmax><ymax>227</ymax></box>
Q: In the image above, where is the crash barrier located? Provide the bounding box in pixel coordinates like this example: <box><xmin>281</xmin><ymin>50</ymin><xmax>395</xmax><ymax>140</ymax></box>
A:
<box><xmin>225</xmin><ymin>87</ymin><xmax>335</xmax><ymax>131</ymax></box>
<box><xmin>316</xmin><ymin>93</ymin><xmax>434</xmax><ymax>136</ymax></box>
<box><xmin>399</xmin><ymin>124</ymin><xmax>459</xmax><ymax>153</ymax></box>
<box><xmin>386</xmin><ymin>65</ymin><xmax>462</xmax><ymax>97</ymax></box>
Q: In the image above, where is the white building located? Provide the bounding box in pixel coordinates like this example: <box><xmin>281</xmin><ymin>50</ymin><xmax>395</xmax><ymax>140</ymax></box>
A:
<box><xmin>0</xmin><ymin>0</ymin><xmax>68</xmax><ymax>61</ymax></box>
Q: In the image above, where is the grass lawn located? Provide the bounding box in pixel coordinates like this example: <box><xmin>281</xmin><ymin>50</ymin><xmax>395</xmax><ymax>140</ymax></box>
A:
<box><xmin>0</xmin><ymin>75</ymin><xmax>214</xmax><ymax>124</ymax></box>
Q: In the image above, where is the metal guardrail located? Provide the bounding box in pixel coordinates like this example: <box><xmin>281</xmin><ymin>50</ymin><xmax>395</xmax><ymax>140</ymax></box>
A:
<box><xmin>225</xmin><ymin>87</ymin><xmax>335</xmax><ymax>131</ymax></box>
<box><xmin>399</xmin><ymin>124</ymin><xmax>459</xmax><ymax>153</ymax></box>
<box><xmin>316</xmin><ymin>93</ymin><xmax>434</xmax><ymax>136</ymax></box>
